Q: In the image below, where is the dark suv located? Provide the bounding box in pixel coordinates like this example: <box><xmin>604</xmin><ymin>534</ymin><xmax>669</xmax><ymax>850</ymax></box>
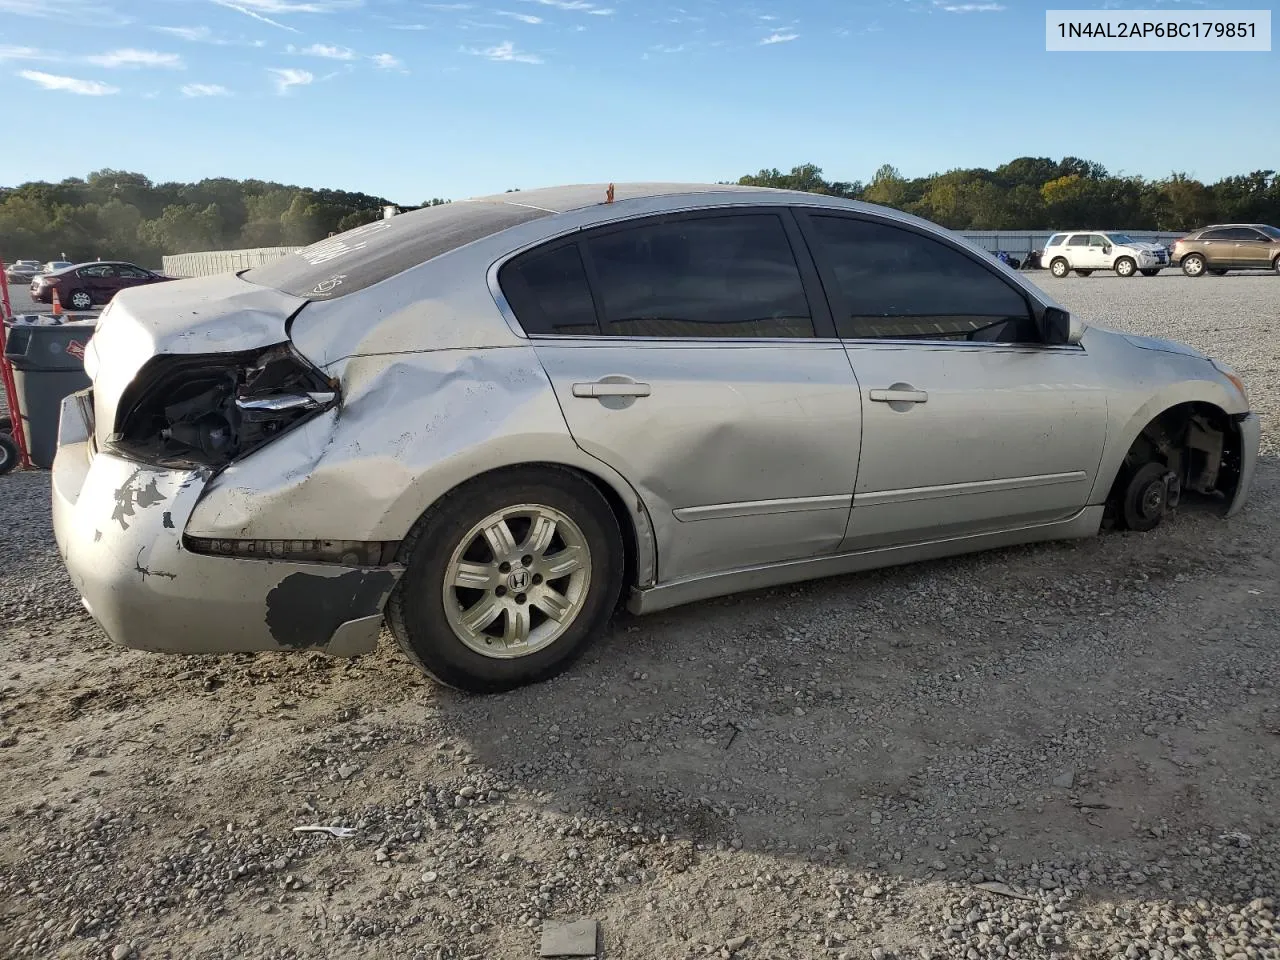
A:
<box><xmin>1172</xmin><ymin>224</ymin><xmax>1280</xmax><ymax>277</ymax></box>
<box><xmin>30</xmin><ymin>261</ymin><xmax>173</xmax><ymax>310</ymax></box>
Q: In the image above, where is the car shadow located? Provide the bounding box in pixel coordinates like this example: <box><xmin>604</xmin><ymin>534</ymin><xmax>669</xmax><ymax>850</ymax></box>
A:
<box><xmin>430</xmin><ymin>456</ymin><xmax>1280</xmax><ymax>907</ymax></box>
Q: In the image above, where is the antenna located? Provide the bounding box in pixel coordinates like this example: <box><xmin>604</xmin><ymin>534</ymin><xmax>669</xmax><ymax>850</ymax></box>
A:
<box><xmin>605</xmin><ymin>183</ymin><xmax>615</xmax><ymax>204</ymax></box>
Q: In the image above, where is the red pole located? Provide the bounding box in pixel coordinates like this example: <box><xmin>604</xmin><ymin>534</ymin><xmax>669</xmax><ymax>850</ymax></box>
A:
<box><xmin>0</xmin><ymin>262</ymin><xmax>34</xmax><ymax>469</ymax></box>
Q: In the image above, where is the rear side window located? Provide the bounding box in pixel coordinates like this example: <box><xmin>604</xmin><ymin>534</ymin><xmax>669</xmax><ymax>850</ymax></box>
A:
<box><xmin>1045</xmin><ymin>234</ymin><xmax>1065</xmax><ymax>246</ymax></box>
<box><xmin>244</xmin><ymin>201</ymin><xmax>553</xmax><ymax>300</ymax></box>
<box><xmin>1199</xmin><ymin>228</ymin><xmax>1231</xmax><ymax>240</ymax></box>
<box><xmin>583</xmin><ymin>214</ymin><xmax>814</xmax><ymax>338</ymax></box>
<box><xmin>806</xmin><ymin>215</ymin><xmax>1034</xmax><ymax>342</ymax></box>
<box><xmin>499</xmin><ymin>244</ymin><xmax>599</xmax><ymax>336</ymax></box>
<box><xmin>1065</xmin><ymin>234</ymin><xmax>1089</xmax><ymax>246</ymax></box>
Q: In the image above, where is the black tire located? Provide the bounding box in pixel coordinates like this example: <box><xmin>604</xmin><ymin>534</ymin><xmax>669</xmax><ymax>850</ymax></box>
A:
<box><xmin>1181</xmin><ymin>254</ymin><xmax>1206</xmax><ymax>277</ymax></box>
<box><xmin>1140</xmin><ymin>269</ymin><xmax>1161</xmax><ymax>277</ymax></box>
<box><xmin>1121</xmin><ymin>462</ymin><xmax>1172</xmax><ymax>533</ymax></box>
<box><xmin>1050</xmin><ymin>258</ymin><xmax>1069</xmax><ymax>278</ymax></box>
<box><xmin>1114</xmin><ymin>257</ymin><xmax>1136</xmax><ymax>278</ymax></box>
<box><xmin>1272</xmin><ymin>255</ymin><xmax>1280</xmax><ymax>275</ymax></box>
<box><xmin>386</xmin><ymin>467</ymin><xmax>624</xmax><ymax>693</ymax></box>
<box><xmin>0</xmin><ymin>433</ymin><xmax>17</xmax><ymax>476</ymax></box>
<box><xmin>1209</xmin><ymin>269</ymin><xmax>1228</xmax><ymax>276</ymax></box>
<box><xmin>67</xmin><ymin>289</ymin><xmax>93</xmax><ymax>310</ymax></box>
<box><xmin>1074</xmin><ymin>269</ymin><xmax>1093</xmax><ymax>277</ymax></box>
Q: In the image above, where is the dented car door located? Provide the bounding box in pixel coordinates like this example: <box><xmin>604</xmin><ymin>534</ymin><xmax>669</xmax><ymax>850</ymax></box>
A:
<box><xmin>501</xmin><ymin>209</ymin><xmax>863</xmax><ymax>583</ymax></box>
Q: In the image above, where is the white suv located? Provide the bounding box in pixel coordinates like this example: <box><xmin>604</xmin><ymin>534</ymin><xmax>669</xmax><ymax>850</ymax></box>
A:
<box><xmin>1042</xmin><ymin>232</ymin><xmax>1169</xmax><ymax>278</ymax></box>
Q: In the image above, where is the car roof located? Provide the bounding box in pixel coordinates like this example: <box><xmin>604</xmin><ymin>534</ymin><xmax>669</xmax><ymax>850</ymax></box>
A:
<box><xmin>1192</xmin><ymin>223</ymin><xmax>1274</xmax><ymax>230</ymax></box>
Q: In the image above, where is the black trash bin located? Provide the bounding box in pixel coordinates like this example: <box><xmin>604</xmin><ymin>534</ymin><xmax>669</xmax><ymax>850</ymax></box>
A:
<box><xmin>3</xmin><ymin>314</ymin><xmax>98</xmax><ymax>469</ymax></box>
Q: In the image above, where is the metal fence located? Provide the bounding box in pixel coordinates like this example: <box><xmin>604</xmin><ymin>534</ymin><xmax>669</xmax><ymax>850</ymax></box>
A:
<box><xmin>958</xmin><ymin>231</ymin><xmax>1184</xmax><ymax>254</ymax></box>
<box><xmin>162</xmin><ymin>246</ymin><xmax>302</xmax><ymax>278</ymax></box>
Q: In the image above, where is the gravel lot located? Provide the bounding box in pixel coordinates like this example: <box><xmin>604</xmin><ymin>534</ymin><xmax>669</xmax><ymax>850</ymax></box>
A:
<box><xmin>1</xmin><ymin>272</ymin><xmax>1277</xmax><ymax>960</ymax></box>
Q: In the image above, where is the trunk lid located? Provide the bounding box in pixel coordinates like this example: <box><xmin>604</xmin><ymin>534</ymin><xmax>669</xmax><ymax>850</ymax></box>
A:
<box><xmin>85</xmin><ymin>272</ymin><xmax>306</xmax><ymax>449</ymax></box>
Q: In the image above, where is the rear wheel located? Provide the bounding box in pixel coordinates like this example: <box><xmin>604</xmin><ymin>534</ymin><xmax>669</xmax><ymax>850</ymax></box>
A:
<box><xmin>1181</xmin><ymin>254</ymin><xmax>1206</xmax><ymax>277</ymax></box>
<box><xmin>1114</xmin><ymin>257</ymin><xmax>1137</xmax><ymax>278</ymax></box>
<box><xmin>1050</xmin><ymin>258</ymin><xmax>1069</xmax><ymax>278</ymax></box>
<box><xmin>387</xmin><ymin>468</ymin><xmax>624</xmax><ymax>692</ymax></box>
<box><xmin>68</xmin><ymin>289</ymin><xmax>93</xmax><ymax>310</ymax></box>
<box><xmin>1074</xmin><ymin>269</ymin><xmax>1093</xmax><ymax>277</ymax></box>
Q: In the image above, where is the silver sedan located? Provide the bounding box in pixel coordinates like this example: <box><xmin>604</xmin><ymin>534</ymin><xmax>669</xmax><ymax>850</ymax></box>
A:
<box><xmin>51</xmin><ymin>184</ymin><xmax>1260</xmax><ymax>691</ymax></box>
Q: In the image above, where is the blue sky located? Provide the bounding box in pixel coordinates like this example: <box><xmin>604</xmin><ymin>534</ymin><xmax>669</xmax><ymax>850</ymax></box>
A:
<box><xmin>0</xmin><ymin>0</ymin><xmax>1275</xmax><ymax>204</ymax></box>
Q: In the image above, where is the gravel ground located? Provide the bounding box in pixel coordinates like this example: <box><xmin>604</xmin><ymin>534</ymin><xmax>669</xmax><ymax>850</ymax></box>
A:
<box><xmin>1</xmin><ymin>271</ymin><xmax>1277</xmax><ymax>960</ymax></box>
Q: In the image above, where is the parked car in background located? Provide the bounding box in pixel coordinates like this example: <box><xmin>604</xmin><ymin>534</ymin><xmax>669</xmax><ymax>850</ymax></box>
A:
<box><xmin>51</xmin><ymin>184</ymin><xmax>1259</xmax><ymax>692</ymax></box>
<box><xmin>37</xmin><ymin>260</ymin><xmax>73</xmax><ymax>275</ymax></box>
<box><xmin>4</xmin><ymin>260</ymin><xmax>42</xmax><ymax>283</ymax></box>
<box><xmin>30</xmin><ymin>261</ymin><xmax>173</xmax><ymax>310</ymax></box>
<box><xmin>1172</xmin><ymin>224</ymin><xmax>1280</xmax><ymax>277</ymax></box>
<box><xmin>1042</xmin><ymin>232</ymin><xmax>1169</xmax><ymax>277</ymax></box>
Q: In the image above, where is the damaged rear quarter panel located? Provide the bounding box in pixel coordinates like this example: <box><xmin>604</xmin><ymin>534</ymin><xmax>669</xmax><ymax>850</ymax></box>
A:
<box><xmin>183</xmin><ymin>346</ymin><xmax>657</xmax><ymax>584</ymax></box>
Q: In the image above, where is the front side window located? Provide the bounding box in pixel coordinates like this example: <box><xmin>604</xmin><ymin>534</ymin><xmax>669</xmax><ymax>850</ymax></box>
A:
<box><xmin>1088</xmin><ymin>235</ymin><xmax>1108</xmax><ymax>248</ymax></box>
<box><xmin>79</xmin><ymin>264</ymin><xmax>113</xmax><ymax>278</ymax></box>
<box><xmin>1223</xmin><ymin>228</ymin><xmax>1261</xmax><ymax>241</ymax></box>
<box><xmin>583</xmin><ymin>214</ymin><xmax>814</xmax><ymax>338</ymax></box>
<box><xmin>806</xmin><ymin>215</ymin><xmax>1035</xmax><ymax>343</ymax></box>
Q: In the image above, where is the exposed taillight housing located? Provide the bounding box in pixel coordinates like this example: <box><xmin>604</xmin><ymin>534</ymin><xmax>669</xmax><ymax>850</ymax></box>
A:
<box><xmin>109</xmin><ymin>343</ymin><xmax>337</xmax><ymax>469</ymax></box>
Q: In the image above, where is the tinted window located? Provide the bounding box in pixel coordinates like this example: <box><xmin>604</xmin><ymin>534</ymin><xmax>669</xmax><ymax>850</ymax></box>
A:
<box><xmin>807</xmin><ymin>216</ymin><xmax>1035</xmax><ymax>343</ymax></box>
<box><xmin>1088</xmin><ymin>235</ymin><xmax>1107</xmax><ymax>247</ymax></box>
<box><xmin>1045</xmin><ymin>235</ymin><xmax>1064</xmax><ymax>247</ymax></box>
<box><xmin>1199</xmin><ymin>228</ymin><xmax>1231</xmax><ymax>240</ymax></box>
<box><xmin>1065</xmin><ymin>234</ymin><xmax>1089</xmax><ymax>246</ymax></box>
<box><xmin>118</xmin><ymin>266</ymin><xmax>151</xmax><ymax>279</ymax></box>
<box><xmin>499</xmin><ymin>243</ymin><xmax>599</xmax><ymax>336</ymax></box>
<box><xmin>1223</xmin><ymin>228</ymin><xmax>1261</xmax><ymax>241</ymax></box>
<box><xmin>584</xmin><ymin>214</ymin><xmax>814</xmax><ymax>338</ymax></box>
<box><xmin>1259</xmin><ymin>225</ymin><xmax>1280</xmax><ymax>240</ymax></box>
<box><xmin>79</xmin><ymin>264</ymin><xmax>113</xmax><ymax>278</ymax></box>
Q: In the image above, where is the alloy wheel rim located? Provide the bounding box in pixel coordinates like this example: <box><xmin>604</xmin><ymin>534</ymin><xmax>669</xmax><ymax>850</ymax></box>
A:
<box><xmin>1187</xmin><ymin>258</ymin><xmax>1203</xmax><ymax>275</ymax></box>
<box><xmin>442</xmin><ymin>503</ymin><xmax>591</xmax><ymax>659</ymax></box>
<box><xmin>1119</xmin><ymin>260</ymin><xmax>1133</xmax><ymax>276</ymax></box>
<box><xmin>72</xmin><ymin>293</ymin><xmax>91</xmax><ymax>309</ymax></box>
<box><xmin>1053</xmin><ymin>261</ymin><xmax>1066</xmax><ymax>276</ymax></box>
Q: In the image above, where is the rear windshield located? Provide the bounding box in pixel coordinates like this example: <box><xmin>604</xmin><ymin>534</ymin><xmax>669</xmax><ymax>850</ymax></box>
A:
<box><xmin>1045</xmin><ymin>235</ymin><xmax>1064</xmax><ymax>246</ymax></box>
<box><xmin>243</xmin><ymin>201</ymin><xmax>554</xmax><ymax>300</ymax></box>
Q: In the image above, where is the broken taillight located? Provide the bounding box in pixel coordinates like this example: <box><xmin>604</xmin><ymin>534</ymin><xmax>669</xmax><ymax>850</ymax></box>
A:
<box><xmin>110</xmin><ymin>344</ymin><xmax>337</xmax><ymax>469</ymax></box>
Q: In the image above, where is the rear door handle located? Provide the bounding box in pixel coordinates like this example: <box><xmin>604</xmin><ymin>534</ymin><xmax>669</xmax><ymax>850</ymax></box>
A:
<box><xmin>869</xmin><ymin>387</ymin><xmax>928</xmax><ymax>404</ymax></box>
<box><xmin>571</xmin><ymin>381</ymin><xmax>652</xmax><ymax>399</ymax></box>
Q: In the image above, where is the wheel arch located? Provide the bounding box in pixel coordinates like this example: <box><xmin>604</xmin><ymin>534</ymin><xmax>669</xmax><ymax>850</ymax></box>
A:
<box><xmin>1095</xmin><ymin>396</ymin><xmax>1244</xmax><ymax>518</ymax></box>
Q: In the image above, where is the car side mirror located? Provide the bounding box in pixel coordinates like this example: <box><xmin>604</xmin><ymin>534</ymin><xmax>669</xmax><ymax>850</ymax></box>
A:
<box><xmin>1102</xmin><ymin>245</ymin><xmax>1111</xmax><ymax>254</ymax></box>
<box><xmin>1044</xmin><ymin>306</ymin><xmax>1083</xmax><ymax>346</ymax></box>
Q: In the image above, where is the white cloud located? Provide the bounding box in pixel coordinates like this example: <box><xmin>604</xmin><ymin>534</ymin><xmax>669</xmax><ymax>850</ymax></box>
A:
<box><xmin>290</xmin><ymin>42</ymin><xmax>356</xmax><ymax>58</ymax></box>
<box><xmin>268</xmin><ymin>66</ymin><xmax>313</xmax><ymax>92</ymax></box>
<box><xmin>390</xmin><ymin>22</ymin><xmax>428</xmax><ymax>29</ymax></box>
<box><xmin>154</xmin><ymin>25</ymin><xmax>217</xmax><ymax>42</ymax></box>
<box><xmin>935</xmin><ymin>1</ymin><xmax>1004</xmax><ymax>9</ymax></box>
<box><xmin>182</xmin><ymin>82</ymin><xmax>231</xmax><ymax>96</ymax></box>
<box><xmin>371</xmin><ymin>52</ymin><xmax>404</xmax><ymax>69</ymax></box>
<box><xmin>0</xmin><ymin>44</ymin><xmax>58</xmax><ymax>61</ymax></box>
<box><xmin>465</xmin><ymin>39</ymin><xmax>543</xmax><ymax>63</ymax></box>
<box><xmin>760</xmin><ymin>30</ymin><xmax>798</xmax><ymax>44</ymax></box>
<box><xmin>0</xmin><ymin>0</ymin><xmax>130</xmax><ymax>23</ymax></box>
<box><xmin>219</xmin><ymin>0</ymin><xmax>360</xmax><ymax>11</ymax></box>
<box><xmin>423</xmin><ymin>2</ymin><xmax>472</xmax><ymax>8</ymax></box>
<box><xmin>497</xmin><ymin>10</ymin><xmax>542</xmax><ymax>22</ymax></box>
<box><xmin>520</xmin><ymin>0</ymin><xmax>612</xmax><ymax>13</ymax></box>
<box><xmin>213</xmin><ymin>1</ymin><xmax>298</xmax><ymax>31</ymax></box>
<box><xmin>87</xmin><ymin>48</ymin><xmax>185</xmax><ymax>68</ymax></box>
<box><xmin>19</xmin><ymin>69</ymin><xmax>119</xmax><ymax>95</ymax></box>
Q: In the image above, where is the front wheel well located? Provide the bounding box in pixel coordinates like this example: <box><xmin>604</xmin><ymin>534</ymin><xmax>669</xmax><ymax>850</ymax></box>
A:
<box><xmin>1104</xmin><ymin>402</ymin><xmax>1242</xmax><ymax>523</ymax></box>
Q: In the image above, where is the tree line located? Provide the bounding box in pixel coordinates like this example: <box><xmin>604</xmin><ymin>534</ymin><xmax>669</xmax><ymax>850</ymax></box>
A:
<box><xmin>2</xmin><ymin>159</ymin><xmax>1277</xmax><ymax>267</ymax></box>
<box><xmin>734</xmin><ymin>159</ymin><xmax>1280</xmax><ymax>233</ymax></box>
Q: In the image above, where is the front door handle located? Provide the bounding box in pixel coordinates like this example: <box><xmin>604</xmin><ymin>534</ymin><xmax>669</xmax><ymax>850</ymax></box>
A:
<box><xmin>869</xmin><ymin>387</ymin><xmax>928</xmax><ymax>404</ymax></box>
<box><xmin>571</xmin><ymin>381</ymin><xmax>652</xmax><ymax>399</ymax></box>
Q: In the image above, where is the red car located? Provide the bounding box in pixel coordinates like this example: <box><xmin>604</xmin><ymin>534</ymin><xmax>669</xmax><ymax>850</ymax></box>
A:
<box><xmin>29</xmin><ymin>261</ymin><xmax>173</xmax><ymax>311</ymax></box>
